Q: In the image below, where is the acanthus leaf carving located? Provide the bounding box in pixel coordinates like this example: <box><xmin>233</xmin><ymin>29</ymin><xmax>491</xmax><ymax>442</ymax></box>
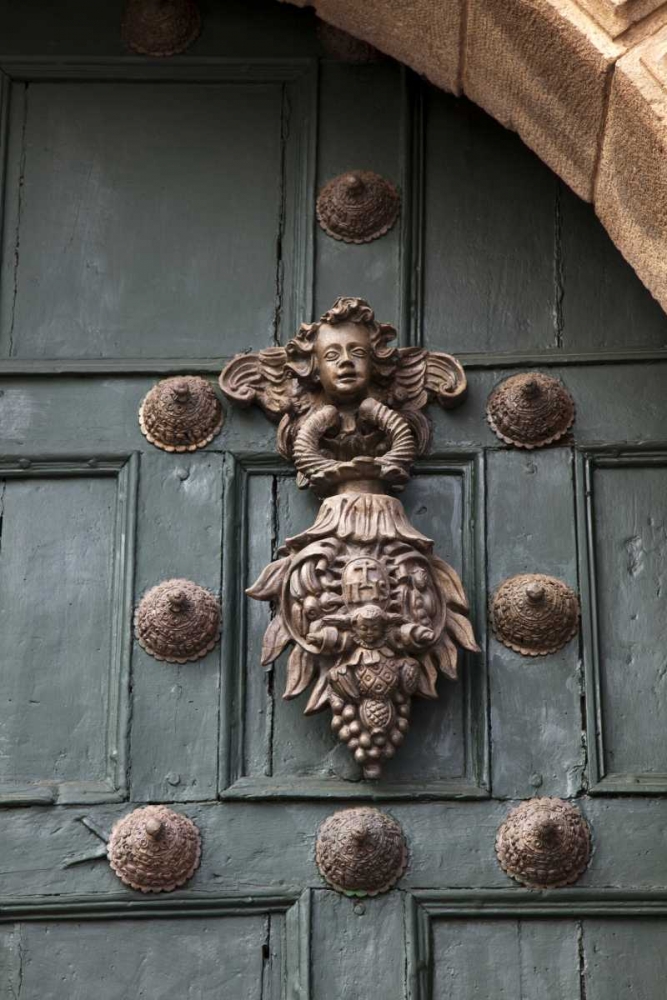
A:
<box><xmin>220</xmin><ymin>297</ymin><xmax>478</xmax><ymax>779</ymax></box>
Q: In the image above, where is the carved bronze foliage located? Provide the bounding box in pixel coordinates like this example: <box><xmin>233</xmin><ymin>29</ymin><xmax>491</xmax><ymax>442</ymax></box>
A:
<box><xmin>316</xmin><ymin>807</ymin><xmax>408</xmax><ymax>895</ymax></box>
<box><xmin>496</xmin><ymin>797</ymin><xmax>591</xmax><ymax>889</ymax></box>
<box><xmin>220</xmin><ymin>297</ymin><xmax>478</xmax><ymax>779</ymax></box>
<box><xmin>108</xmin><ymin>805</ymin><xmax>201</xmax><ymax>893</ymax></box>
<box><xmin>316</xmin><ymin>172</ymin><xmax>400</xmax><ymax>244</ymax></box>
<box><xmin>135</xmin><ymin>578</ymin><xmax>221</xmax><ymax>663</ymax></box>
<box><xmin>491</xmin><ymin>573</ymin><xmax>579</xmax><ymax>656</ymax></box>
<box><xmin>486</xmin><ymin>372</ymin><xmax>575</xmax><ymax>449</ymax></box>
<box><xmin>122</xmin><ymin>0</ymin><xmax>201</xmax><ymax>57</ymax></box>
<box><xmin>139</xmin><ymin>376</ymin><xmax>224</xmax><ymax>452</ymax></box>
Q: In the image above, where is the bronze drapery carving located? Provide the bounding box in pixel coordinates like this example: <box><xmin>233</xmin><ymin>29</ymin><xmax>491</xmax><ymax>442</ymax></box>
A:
<box><xmin>220</xmin><ymin>298</ymin><xmax>479</xmax><ymax>779</ymax></box>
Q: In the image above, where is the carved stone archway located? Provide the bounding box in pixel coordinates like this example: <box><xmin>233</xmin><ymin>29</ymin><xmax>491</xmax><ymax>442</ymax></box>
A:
<box><xmin>282</xmin><ymin>0</ymin><xmax>667</xmax><ymax>316</ymax></box>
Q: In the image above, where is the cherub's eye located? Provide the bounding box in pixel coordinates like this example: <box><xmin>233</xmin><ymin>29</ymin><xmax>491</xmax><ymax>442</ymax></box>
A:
<box><xmin>352</xmin><ymin>348</ymin><xmax>368</xmax><ymax>358</ymax></box>
<box><xmin>323</xmin><ymin>350</ymin><xmax>340</xmax><ymax>362</ymax></box>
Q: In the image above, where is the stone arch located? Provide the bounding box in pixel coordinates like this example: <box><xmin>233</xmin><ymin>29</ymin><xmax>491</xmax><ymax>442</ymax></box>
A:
<box><xmin>283</xmin><ymin>0</ymin><xmax>667</xmax><ymax>314</ymax></box>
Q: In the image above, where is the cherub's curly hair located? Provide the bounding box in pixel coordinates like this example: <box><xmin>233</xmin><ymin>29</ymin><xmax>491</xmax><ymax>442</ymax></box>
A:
<box><xmin>284</xmin><ymin>297</ymin><xmax>398</xmax><ymax>387</ymax></box>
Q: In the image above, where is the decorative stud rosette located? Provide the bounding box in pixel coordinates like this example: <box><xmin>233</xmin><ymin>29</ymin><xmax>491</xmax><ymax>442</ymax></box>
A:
<box><xmin>491</xmin><ymin>574</ymin><xmax>579</xmax><ymax>656</ymax></box>
<box><xmin>122</xmin><ymin>0</ymin><xmax>201</xmax><ymax>58</ymax></box>
<box><xmin>316</xmin><ymin>171</ymin><xmax>400</xmax><ymax>244</ymax></box>
<box><xmin>135</xmin><ymin>578</ymin><xmax>221</xmax><ymax>663</ymax></box>
<box><xmin>496</xmin><ymin>797</ymin><xmax>591</xmax><ymax>889</ymax></box>
<box><xmin>108</xmin><ymin>805</ymin><xmax>201</xmax><ymax>893</ymax></box>
<box><xmin>139</xmin><ymin>376</ymin><xmax>223</xmax><ymax>452</ymax></box>
<box><xmin>315</xmin><ymin>807</ymin><xmax>408</xmax><ymax>896</ymax></box>
<box><xmin>486</xmin><ymin>372</ymin><xmax>575</xmax><ymax>449</ymax></box>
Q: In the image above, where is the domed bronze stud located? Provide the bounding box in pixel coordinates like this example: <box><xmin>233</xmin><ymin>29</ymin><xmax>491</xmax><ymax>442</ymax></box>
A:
<box><xmin>139</xmin><ymin>376</ymin><xmax>224</xmax><ymax>452</ymax></box>
<box><xmin>316</xmin><ymin>19</ymin><xmax>381</xmax><ymax>62</ymax></box>
<box><xmin>121</xmin><ymin>0</ymin><xmax>201</xmax><ymax>58</ymax></box>
<box><xmin>491</xmin><ymin>573</ymin><xmax>579</xmax><ymax>656</ymax></box>
<box><xmin>316</xmin><ymin>171</ymin><xmax>400</xmax><ymax>244</ymax></box>
<box><xmin>496</xmin><ymin>797</ymin><xmax>591</xmax><ymax>889</ymax></box>
<box><xmin>108</xmin><ymin>805</ymin><xmax>201</xmax><ymax>893</ymax></box>
<box><xmin>486</xmin><ymin>372</ymin><xmax>575</xmax><ymax>449</ymax></box>
<box><xmin>135</xmin><ymin>578</ymin><xmax>221</xmax><ymax>663</ymax></box>
<box><xmin>315</xmin><ymin>807</ymin><xmax>408</xmax><ymax>896</ymax></box>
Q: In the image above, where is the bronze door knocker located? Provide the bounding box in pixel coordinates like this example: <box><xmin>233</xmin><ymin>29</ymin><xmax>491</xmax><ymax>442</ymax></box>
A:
<box><xmin>220</xmin><ymin>298</ymin><xmax>479</xmax><ymax>778</ymax></box>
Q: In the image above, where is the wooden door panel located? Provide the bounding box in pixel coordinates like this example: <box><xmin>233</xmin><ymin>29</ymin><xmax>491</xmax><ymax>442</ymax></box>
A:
<box><xmin>584</xmin><ymin>919</ymin><xmax>667</xmax><ymax>999</ymax></box>
<box><xmin>487</xmin><ymin>448</ymin><xmax>583</xmax><ymax>800</ymax></box>
<box><xmin>430</xmin><ymin>918</ymin><xmax>581</xmax><ymax>999</ymax></box>
<box><xmin>0</xmin><ymin>457</ymin><xmax>135</xmax><ymax>806</ymax></box>
<box><xmin>314</xmin><ymin>62</ymin><xmax>404</xmax><ymax>327</ymax></box>
<box><xmin>578</xmin><ymin>450</ymin><xmax>667</xmax><ymax>793</ymax></box>
<box><xmin>310</xmin><ymin>892</ymin><xmax>406</xmax><ymax>1000</ymax></box>
<box><xmin>0</xmin><ymin>916</ymin><xmax>276</xmax><ymax>999</ymax></box>
<box><xmin>130</xmin><ymin>451</ymin><xmax>224</xmax><ymax>803</ymax></box>
<box><xmin>422</xmin><ymin>93</ymin><xmax>560</xmax><ymax>357</ymax></box>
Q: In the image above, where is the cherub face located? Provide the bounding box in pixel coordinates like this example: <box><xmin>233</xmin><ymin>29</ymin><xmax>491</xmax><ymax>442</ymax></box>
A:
<box><xmin>314</xmin><ymin>323</ymin><xmax>372</xmax><ymax>404</ymax></box>
<box><xmin>351</xmin><ymin>605</ymin><xmax>386</xmax><ymax>647</ymax></box>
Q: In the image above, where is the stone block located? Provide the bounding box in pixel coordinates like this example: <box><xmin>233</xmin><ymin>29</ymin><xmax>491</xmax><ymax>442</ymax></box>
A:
<box><xmin>464</xmin><ymin>0</ymin><xmax>621</xmax><ymax>199</ymax></box>
<box><xmin>596</xmin><ymin>32</ymin><xmax>667</xmax><ymax>311</ymax></box>
<box><xmin>574</xmin><ymin>0</ymin><xmax>667</xmax><ymax>39</ymax></box>
<box><xmin>297</xmin><ymin>0</ymin><xmax>464</xmax><ymax>92</ymax></box>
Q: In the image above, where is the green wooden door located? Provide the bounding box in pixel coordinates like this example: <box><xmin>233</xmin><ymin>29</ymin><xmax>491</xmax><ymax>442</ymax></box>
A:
<box><xmin>2</xmin><ymin>2</ymin><xmax>667</xmax><ymax>997</ymax></box>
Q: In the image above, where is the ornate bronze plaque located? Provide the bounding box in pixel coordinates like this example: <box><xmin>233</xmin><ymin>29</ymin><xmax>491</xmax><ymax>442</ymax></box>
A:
<box><xmin>135</xmin><ymin>578</ymin><xmax>221</xmax><ymax>663</ymax></box>
<box><xmin>486</xmin><ymin>372</ymin><xmax>575</xmax><ymax>449</ymax></box>
<box><xmin>316</xmin><ymin>172</ymin><xmax>400</xmax><ymax>244</ymax></box>
<box><xmin>220</xmin><ymin>297</ymin><xmax>478</xmax><ymax>779</ymax></box>
<box><xmin>496</xmin><ymin>797</ymin><xmax>591</xmax><ymax>889</ymax></box>
<box><xmin>491</xmin><ymin>573</ymin><xmax>579</xmax><ymax>656</ymax></box>
<box><xmin>139</xmin><ymin>376</ymin><xmax>224</xmax><ymax>452</ymax></box>
<box><xmin>122</xmin><ymin>0</ymin><xmax>201</xmax><ymax>58</ymax></box>
<box><xmin>316</xmin><ymin>807</ymin><xmax>407</xmax><ymax>895</ymax></box>
<box><xmin>108</xmin><ymin>805</ymin><xmax>201</xmax><ymax>893</ymax></box>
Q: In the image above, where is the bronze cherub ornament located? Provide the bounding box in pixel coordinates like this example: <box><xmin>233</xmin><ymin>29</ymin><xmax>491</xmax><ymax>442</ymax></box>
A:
<box><xmin>220</xmin><ymin>298</ymin><xmax>478</xmax><ymax>779</ymax></box>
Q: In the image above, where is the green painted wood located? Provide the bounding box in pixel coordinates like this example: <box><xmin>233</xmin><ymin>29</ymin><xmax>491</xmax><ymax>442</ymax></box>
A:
<box><xmin>431</xmin><ymin>918</ymin><xmax>580</xmax><ymax>1000</ymax></box>
<box><xmin>560</xmin><ymin>184</ymin><xmax>667</xmax><ymax>352</ymax></box>
<box><xmin>311</xmin><ymin>890</ymin><xmax>406</xmax><ymax>1000</ymax></box>
<box><xmin>577</xmin><ymin>450</ymin><xmax>667</xmax><ymax>792</ymax></box>
<box><xmin>130</xmin><ymin>451</ymin><xmax>223</xmax><ymax>803</ymax></box>
<box><xmin>487</xmin><ymin>448</ymin><xmax>584</xmax><ymax>799</ymax></box>
<box><xmin>0</xmin><ymin>916</ymin><xmax>270</xmax><ymax>999</ymax></box>
<box><xmin>314</xmin><ymin>61</ymin><xmax>404</xmax><ymax>326</ymax></box>
<box><xmin>0</xmin><ymin>0</ymin><xmax>318</xmax><ymax>61</ymax></box>
<box><xmin>421</xmin><ymin>92</ymin><xmax>559</xmax><ymax>356</ymax></box>
<box><xmin>584</xmin><ymin>919</ymin><xmax>667</xmax><ymax>1000</ymax></box>
<box><xmin>0</xmin><ymin>457</ymin><xmax>135</xmax><ymax>805</ymax></box>
<box><xmin>0</xmin><ymin>79</ymin><xmax>284</xmax><ymax>359</ymax></box>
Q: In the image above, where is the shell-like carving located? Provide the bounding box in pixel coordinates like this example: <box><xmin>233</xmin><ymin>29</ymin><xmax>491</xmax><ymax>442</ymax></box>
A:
<box><xmin>486</xmin><ymin>372</ymin><xmax>575</xmax><ymax>449</ymax></box>
<box><xmin>135</xmin><ymin>578</ymin><xmax>221</xmax><ymax>663</ymax></box>
<box><xmin>315</xmin><ymin>807</ymin><xmax>408</xmax><ymax>896</ymax></box>
<box><xmin>316</xmin><ymin>19</ymin><xmax>381</xmax><ymax>62</ymax></box>
<box><xmin>108</xmin><ymin>805</ymin><xmax>201</xmax><ymax>893</ymax></box>
<box><xmin>496</xmin><ymin>797</ymin><xmax>591</xmax><ymax>889</ymax></box>
<box><xmin>491</xmin><ymin>573</ymin><xmax>579</xmax><ymax>656</ymax></box>
<box><xmin>316</xmin><ymin>171</ymin><xmax>400</xmax><ymax>244</ymax></box>
<box><xmin>139</xmin><ymin>376</ymin><xmax>224</xmax><ymax>452</ymax></box>
<box><xmin>122</xmin><ymin>0</ymin><xmax>201</xmax><ymax>58</ymax></box>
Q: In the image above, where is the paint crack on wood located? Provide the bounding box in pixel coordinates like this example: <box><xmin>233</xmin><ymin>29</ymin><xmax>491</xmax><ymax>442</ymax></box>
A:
<box><xmin>272</xmin><ymin>83</ymin><xmax>290</xmax><ymax>347</ymax></box>
<box><xmin>9</xmin><ymin>84</ymin><xmax>29</xmax><ymax>360</ymax></box>
<box><xmin>552</xmin><ymin>183</ymin><xmax>565</xmax><ymax>351</ymax></box>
